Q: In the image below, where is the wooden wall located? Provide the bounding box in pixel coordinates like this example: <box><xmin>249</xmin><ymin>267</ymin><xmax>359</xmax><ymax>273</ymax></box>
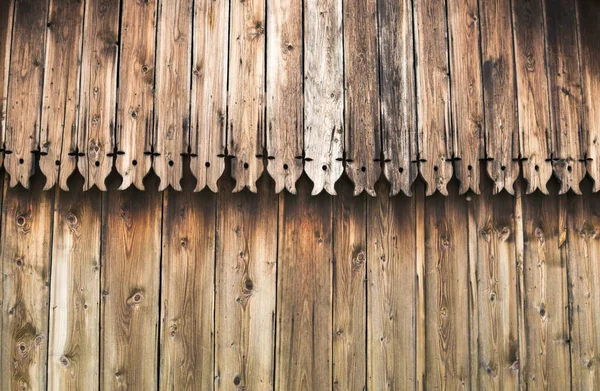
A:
<box><xmin>1</xmin><ymin>168</ymin><xmax>599</xmax><ymax>390</ymax></box>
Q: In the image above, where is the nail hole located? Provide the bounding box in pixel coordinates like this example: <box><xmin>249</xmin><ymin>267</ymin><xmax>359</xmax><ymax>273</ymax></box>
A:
<box><xmin>283</xmin><ymin>163</ymin><xmax>288</xmax><ymax>170</ymax></box>
<box><xmin>501</xmin><ymin>165</ymin><xmax>506</xmax><ymax>171</ymax></box>
<box><xmin>361</xmin><ymin>166</ymin><xmax>366</xmax><ymax>172</ymax></box>
<box><xmin>535</xmin><ymin>165</ymin><xmax>540</xmax><ymax>171</ymax></box>
<box><xmin>243</xmin><ymin>162</ymin><xmax>249</xmax><ymax>169</ymax></box>
<box><xmin>169</xmin><ymin>160</ymin><xmax>174</xmax><ymax>167</ymax></box>
<box><xmin>568</xmin><ymin>165</ymin><xmax>572</xmax><ymax>172</ymax></box>
<box><xmin>132</xmin><ymin>160</ymin><xmax>137</xmax><ymax>166</ymax></box>
<box><xmin>18</xmin><ymin>158</ymin><xmax>24</xmax><ymax>164</ymax></box>
<box><xmin>95</xmin><ymin>161</ymin><xmax>100</xmax><ymax>167</ymax></box>
<box><xmin>468</xmin><ymin>165</ymin><xmax>473</xmax><ymax>171</ymax></box>
<box><xmin>205</xmin><ymin>161</ymin><xmax>210</xmax><ymax>168</ymax></box>
<box><xmin>322</xmin><ymin>165</ymin><xmax>327</xmax><ymax>171</ymax></box>
<box><xmin>434</xmin><ymin>166</ymin><xmax>438</xmax><ymax>172</ymax></box>
<box><xmin>55</xmin><ymin>160</ymin><xmax>60</xmax><ymax>166</ymax></box>
<box><xmin>399</xmin><ymin>167</ymin><xmax>404</xmax><ymax>173</ymax></box>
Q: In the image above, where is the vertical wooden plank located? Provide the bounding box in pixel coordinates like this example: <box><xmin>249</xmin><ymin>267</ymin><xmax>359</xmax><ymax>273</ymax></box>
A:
<box><xmin>5</xmin><ymin>0</ymin><xmax>48</xmax><ymax>188</ymax></box>
<box><xmin>415</xmin><ymin>181</ymin><xmax>426</xmax><ymax>390</ymax></box>
<box><xmin>227</xmin><ymin>0</ymin><xmax>265</xmax><ymax>192</ymax></box>
<box><xmin>367</xmin><ymin>181</ymin><xmax>417</xmax><ymax>389</ymax></box>
<box><xmin>190</xmin><ymin>0</ymin><xmax>228</xmax><ymax>192</ymax></box>
<box><xmin>343</xmin><ymin>0</ymin><xmax>381</xmax><ymax>196</ymax></box>
<box><xmin>77</xmin><ymin>0</ymin><xmax>120</xmax><ymax>191</ymax></box>
<box><xmin>48</xmin><ymin>182</ymin><xmax>101</xmax><ymax>389</ymax></box>
<box><xmin>414</xmin><ymin>0</ymin><xmax>453</xmax><ymax>196</ymax></box>
<box><xmin>0</xmin><ymin>0</ymin><xmax>14</xmax><ymax>170</ymax></box>
<box><xmin>543</xmin><ymin>0</ymin><xmax>585</xmax><ymax>194</ymax></box>
<box><xmin>480</xmin><ymin>0</ymin><xmax>520</xmax><ymax>194</ymax></box>
<box><xmin>160</xmin><ymin>180</ymin><xmax>215</xmax><ymax>390</ymax></box>
<box><xmin>378</xmin><ymin>0</ymin><xmax>418</xmax><ymax>196</ymax></box>
<box><xmin>153</xmin><ymin>0</ymin><xmax>192</xmax><ymax>191</ymax></box>
<box><xmin>512</xmin><ymin>0</ymin><xmax>552</xmax><ymax>194</ymax></box>
<box><xmin>333</xmin><ymin>178</ymin><xmax>366</xmax><ymax>390</ymax></box>
<box><xmin>100</xmin><ymin>176</ymin><xmax>162</xmax><ymax>389</ymax></box>
<box><xmin>1</xmin><ymin>174</ymin><xmax>54</xmax><ymax>390</ymax></box>
<box><xmin>215</xmin><ymin>178</ymin><xmax>277</xmax><ymax>389</ymax></box>
<box><xmin>303</xmin><ymin>0</ymin><xmax>344</xmax><ymax>195</ymax></box>
<box><xmin>424</xmin><ymin>184</ymin><xmax>470</xmax><ymax>389</ymax></box>
<box><xmin>115</xmin><ymin>0</ymin><xmax>157</xmax><ymax>190</ymax></box>
<box><xmin>514</xmin><ymin>180</ymin><xmax>527</xmax><ymax>388</ymax></box>
<box><xmin>39</xmin><ymin>0</ymin><xmax>85</xmax><ymax>191</ymax></box>
<box><xmin>276</xmin><ymin>177</ymin><xmax>332</xmax><ymax>389</ymax></box>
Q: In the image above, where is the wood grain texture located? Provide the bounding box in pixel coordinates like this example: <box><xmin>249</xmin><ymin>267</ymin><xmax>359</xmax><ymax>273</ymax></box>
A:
<box><xmin>378</xmin><ymin>0</ymin><xmax>418</xmax><ymax>196</ymax></box>
<box><xmin>160</xmin><ymin>179</ymin><xmax>215</xmax><ymax>390</ymax></box>
<box><xmin>414</xmin><ymin>0</ymin><xmax>453</xmax><ymax>196</ymax></box>
<box><xmin>0</xmin><ymin>0</ymin><xmax>14</xmax><ymax>171</ymax></box>
<box><xmin>227</xmin><ymin>0</ymin><xmax>265</xmax><ymax>192</ymax></box>
<box><xmin>1</xmin><ymin>174</ymin><xmax>54</xmax><ymax>390</ymax></box>
<box><xmin>39</xmin><ymin>0</ymin><xmax>84</xmax><ymax>191</ymax></box>
<box><xmin>115</xmin><ymin>0</ymin><xmax>156</xmax><ymax>190</ymax></box>
<box><xmin>276</xmin><ymin>176</ymin><xmax>332</xmax><ymax>389</ymax></box>
<box><xmin>190</xmin><ymin>0</ymin><xmax>228</xmax><ymax>192</ymax></box>
<box><xmin>48</xmin><ymin>182</ymin><xmax>101</xmax><ymax>390</ymax></box>
<box><xmin>480</xmin><ymin>0</ymin><xmax>520</xmax><ymax>194</ymax></box>
<box><xmin>512</xmin><ymin>0</ymin><xmax>553</xmax><ymax>194</ymax></box>
<box><xmin>343</xmin><ymin>0</ymin><xmax>381</xmax><ymax>196</ymax></box>
<box><xmin>4</xmin><ymin>0</ymin><xmax>48</xmax><ymax>188</ymax></box>
<box><xmin>215</xmin><ymin>178</ymin><xmax>277</xmax><ymax>390</ymax></box>
<box><xmin>153</xmin><ymin>0</ymin><xmax>192</xmax><ymax>191</ymax></box>
<box><xmin>367</xmin><ymin>180</ymin><xmax>417</xmax><ymax>389</ymax></box>
<box><xmin>303</xmin><ymin>0</ymin><xmax>344</xmax><ymax>195</ymax></box>
<box><xmin>77</xmin><ymin>0</ymin><xmax>120</xmax><ymax>191</ymax></box>
<box><xmin>100</xmin><ymin>175</ymin><xmax>162</xmax><ymax>390</ymax></box>
<box><xmin>333</xmin><ymin>178</ymin><xmax>366</xmax><ymax>390</ymax></box>
<box><xmin>447</xmin><ymin>0</ymin><xmax>484</xmax><ymax>194</ymax></box>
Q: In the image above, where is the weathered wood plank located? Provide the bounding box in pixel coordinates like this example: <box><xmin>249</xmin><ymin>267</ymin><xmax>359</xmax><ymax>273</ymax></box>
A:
<box><xmin>0</xmin><ymin>0</ymin><xmax>14</xmax><ymax>171</ymax></box>
<box><xmin>276</xmin><ymin>176</ymin><xmax>332</xmax><ymax>389</ymax></box>
<box><xmin>367</xmin><ymin>180</ymin><xmax>417</xmax><ymax>389</ymax></box>
<box><xmin>343</xmin><ymin>0</ymin><xmax>380</xmax><ymax>196</ymax></box>
<box><xmin>378</xmin><ymin>0</ymin><xmax>418</xmax><ymax>196</ymax></box>
<box><xmin>77</xmin><ymin>0</ymin><xmax>120</xmax><ymax>191</ymax></box>
<box><xmin>153</xmin><ymin>0</ymin><xmax>192</xmax><ymax>191</ymax></box>
<box><xmin>415</xmin><ymin>181</ymin><xmax>426</xmax><ymax>390</ymax></box>
<box><xmin>414</xmin><ymin>0</ymin><xmax>453</xmax><ymax>196</ymax></box>
<box><xmin>215</xmin><ymin>177</ymin><xmax>277</xmax><ymax>389</ymax></box>
<box><xmin>48</xmin><ymin>180</ymin><xmax>101</xmax><ymax>390</ymax></box>
<box><xmin>1</xmin><ymin>174</ymin><xmax>54</xmax><ymax>390</ymax></box>
<box><xmin>100</xmin><ymin>175</ymin><xmax>162</xmax><ymax>389</ymax></box>
<box><xmin>512</xmin><ymin>0</ymin><xmax>552</xmax><ymax>194</ymax></box>
<box><xmin>5</xmin><ymin>0</ymin><xmax>48</xmax><ymax>188</ymax></box>
<box><xmin>480</xmin><ymin>0</ymin><xmax>520</xmax><ymax>194</ymax></box>
<box><xmin>227</xmin><ymin>0</ymin><xmax>265</xmax><ymax>192</ymax></box>
<box><xmin>115</xmin><ymin>0</ymin><xmax>157</xmax><ymax>190</ymax></box>
<box><xmin>333</xmin><ymin>178</ymin><xmax>366</xmax><ymax>390</ymax></box>
<box><xmin>39</xmin><ymin>0</ymin><xmax>85</xmax><ymax>191</ymax></box>
<box><xmin>190</xmin><ymin>0</ymin><xmax>228</xmax><ymax>192</ymax></box>
<box><xmin>160</xmin><ymin>178</ymin><xmax>215</xmax><ymax>390</ymax></box>
<box><xmin>303</xmin><ymin>0</ymin><xmax>344</xmax><ymax>195</ymax></box>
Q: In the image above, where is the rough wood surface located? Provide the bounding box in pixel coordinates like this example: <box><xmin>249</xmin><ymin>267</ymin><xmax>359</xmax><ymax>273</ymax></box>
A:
<box><xmin>303</xmin><ymin>0</ymin><xmax>344</xmax><ymax>195</ymax></box>
<box><xmin>0</xmin><ymin>0</ymin><xmax>14</xmax><ymax>171</ymax></box>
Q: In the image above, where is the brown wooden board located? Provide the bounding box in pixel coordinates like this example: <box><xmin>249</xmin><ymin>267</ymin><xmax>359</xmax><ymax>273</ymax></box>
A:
<box><xmin>153</xmin><ymin>0</ymin><xmax>192</xmax><ymax>191</ymax></box>
<box><xmin>4</xmin><ymin>0</ymin><xmax>48</xmax><ymax>188</ymax></box>
<box><xmin>0</xmin><ymin>0</ymin><xmax>14</xmax><ymax>171</ymax></box>
<box><xmin>115</xmin><ymin>0</ymin><xmax>157</xmax><ymax>190</ymax></box>
<box><xmin>47</xmin><ymin>182</ymin><xmax>101</xmax><ymax>389</ymax></box>
<box><xmin>343</xmin><ymin>0</ymin><xmax>381</xmax><ymax>196</ymax></box>
<box><xmin>378</xmin><ymin>0</ymin><xmax>418</xmax><ymax>196</ymax></box>
<box><xmin>480</xmin><ymin>0</ymin><xmax>520</xmax><ymax>194</ymax></box>
<box><xmin>190</xmin><ymin>0</ymin><xmax>229</xmax><ymax>192</ymax></box>
<box><xmin>227</xmin><ymin>0</ymin><xmax>265</xmax><ymax>192</ymax></box>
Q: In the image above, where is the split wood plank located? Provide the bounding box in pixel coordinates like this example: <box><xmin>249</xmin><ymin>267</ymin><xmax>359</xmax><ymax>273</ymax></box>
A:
<box><xmin>378</xmin><ymin>0</ymin><xmax>418</xmax><ymax>196</ymax></box>
<box><xmin>447</xmin><ymin>0</ymin><xmax>485</xmax><ymax>194</ymax></box>
<box><xmin>276</xmin><ymin>176</ymin><xmax>332</xmax><ymax>389</ymax></box>
<box><xmin>4</xmin><ymin>0</ymin><xmax>48</xmax><ymax>188</ymax></box>
<box><xmin>266</xmin><ymin>0</ymin><xmax>303</xmax><ymax>194</ymax></box>
<box><xmin>227</xmin><ymin>0</ymin><xmax>265</xmax><ymax>192</ymax></box>
<box><xmin>367</xmin><ymin>180</ymin><xmax>417</xmax><ymax>389</ymax></box>
<box><xmin>153</xmin><ymin>0</ymin><xmax>192</xmax><ymax>191</ymax></box>
<box><xmin>0</xmin><ymin>0</ymin><xmax>14</xmax><ymax>171</ymax></box>
<box><xmin>512</xmin><ymin>0</ymin><xmax>553</xmax><ymax>194</ymax></box>
<box><xmin>343</xmin><ymin>0</ymin><xmax>381</xmax><ymax>196</ymax></box>
<box><xmin>1</xmin><ymin>174</ymin><xmax>54</xmax><ymax>390</ymax></box>
<box><xmin>115</xmin><ymin>0</ymin><xmax>157</xmax><ymax>190</ymax></box>
<box><xmin>513</xmin><ymin>179</ymin><xmax>527</xmax><ymax>388</ymax></box>
<box><xmin>100</xmin><ymin>175</ymin><xmax>162</xmax><ymax>390</ymax></box>
<box><xmin>303</xmin><ymin>0</ymin><xmax>344</xmax><ymax>195</ymax></box>
<box><xmin>77</xmin><ymin>0</ymin><xmax>120</xmax><ymax>191</ymax></box>
<box><xmin>480</xmin><ymin>0</ymin><xmax>520</xmax><ymax>194</ymax></box>
<box><xmin>160</xmin><ymin>177</ymin><xmax>215</xmax><ymax>390</ymax></box>
<box><xmin>48</xmin><ymin>181</ymin><xmax>101</xmax><ymax>390</ymax></box>
<box><xmin>333</xmin><ymin>178</ymin><xmax>366</xmax><ymax>390</ymax></box>
<box><xmin>215</xmin><ymin>177</ymin><xmax>277</xmax><ymax>390</ymax></box>
<box><xmin>414</xmin><ymin>0</ymin><xmax>453</xmax><ymax>196</ymax></box>
<box><xmin>190</xmin><ymin>0</ymin><xmax>229</xmax><ymax>192</ymax></box>
<box><xmin>543</xmin><ymin>0</ymin><xmax>585</xmax><ymax>194</ymax></box>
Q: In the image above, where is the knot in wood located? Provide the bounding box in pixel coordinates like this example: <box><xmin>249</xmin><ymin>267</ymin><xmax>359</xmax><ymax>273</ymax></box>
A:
<box><xmin>65</xmin><ymin>212</ymin><xmax>78</xmax><ymax>227</ymax></box>
<box><xmin>180</xmin><ymin>237</ymin><xmax>188</xmax><ymax>249</ymax></box>
<box><xmin>15</xmin><ymin>212</ymin><xmax>29</xmax><ymax>230</ymax></box>
<box><xmin>534</xmin><ymin>227</ymin><xmax>544</xmax><ymax>241</ymax></box>
<box><xmin>489</xmin><ymin>292</ymin><xmax>496</xmax><ymax>302</ymax></box>
<box><xmin>14</xmin><ymin>257</ymin><xmax>23</xmax><ymax>267</ymax></box>
<box><xmin>499</xmin><ymin>227</ymin><xmax>510</xmax><ymax>241</ymax></box>
<box><xmin>127</xmin><ymin>292</ymin><xmax>143</xmax><ymax>306</ymax></box>
<box><xmin>243</xmin><ymin>278</ymin><xmax>254</xmax><ymax>293</ymax></box>
<box><xmin>233</xmin><ymin>375</ymin><xmax>241</xmax><ymax>386</ymax></box>
<box><xmin>34</xmin><ymin>335</ymin><xmax>45</xmax><ymax>345</ymax></box>
<box><xmin>17</xmin><ymin>342</ymin><xmax>27</xmax><ymax>354</ymax></box>
<box><xmin>60</xmin><ymin>355</ymin><xmax>70</xmax><ymax>368</ymax></box>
